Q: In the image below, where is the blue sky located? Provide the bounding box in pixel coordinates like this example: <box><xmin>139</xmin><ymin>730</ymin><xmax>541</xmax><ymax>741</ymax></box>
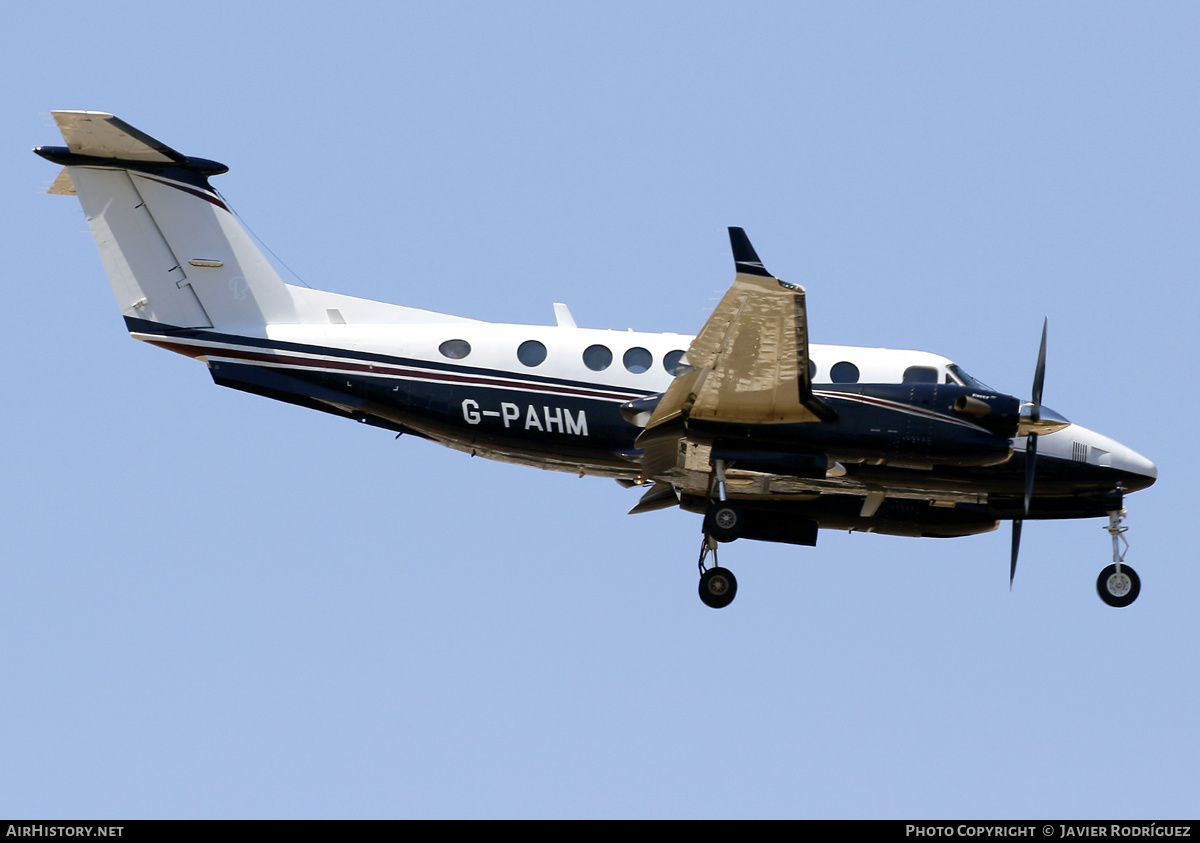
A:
<box><xmin>2</xmin><ymin>1</ymin><xmax>1197</xmax><ymax>818</ymax></box>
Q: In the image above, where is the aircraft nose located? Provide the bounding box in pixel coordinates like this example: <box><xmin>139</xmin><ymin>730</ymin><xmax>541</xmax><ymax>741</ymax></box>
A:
<box><xmin>1052</xmin><ymin>424</ymin><xmax>1156</xmax><ymax>491</ymax></box>
<box><xmin>1120</xmin><ymin>446</ymin><xmax>1157</xmax><ymax>485</ymax></box>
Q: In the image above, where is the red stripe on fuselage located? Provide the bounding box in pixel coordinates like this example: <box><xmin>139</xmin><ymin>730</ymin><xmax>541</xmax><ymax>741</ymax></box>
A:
<box><xmin>143</xmin><ymin>335</ymin><xmax>642</xmax><ymax>402</ymax></box>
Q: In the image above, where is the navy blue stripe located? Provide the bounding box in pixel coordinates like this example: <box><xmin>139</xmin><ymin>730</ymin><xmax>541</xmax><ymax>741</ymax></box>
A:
<box><xmin>124</xmin><ymin>316</ymin><xmax>657</xmax><ymax>399</ymax></box>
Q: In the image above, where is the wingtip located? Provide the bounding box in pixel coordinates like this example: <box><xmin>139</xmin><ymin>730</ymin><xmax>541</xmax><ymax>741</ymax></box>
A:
<box><xmin>728</xmin><ymin>227</ymin><xmax>772</xmax><ymax>277</ymax></box>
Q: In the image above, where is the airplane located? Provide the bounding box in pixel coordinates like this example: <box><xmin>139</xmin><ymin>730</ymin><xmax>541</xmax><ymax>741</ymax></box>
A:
<box><xmin>34</xmin><ymin>110</ymin><xmax>1157</xmax><ymax>609</ymax></box>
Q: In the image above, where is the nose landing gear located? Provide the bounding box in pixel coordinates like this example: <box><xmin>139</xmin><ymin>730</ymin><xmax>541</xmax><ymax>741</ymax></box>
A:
<box><xmin>1097</xmin><ymin>507</ymin><xmax>1140</xmax><ymax>608</ymax></box>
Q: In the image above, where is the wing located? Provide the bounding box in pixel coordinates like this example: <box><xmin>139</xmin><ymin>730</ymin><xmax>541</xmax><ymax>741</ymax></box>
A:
<box><xmin>643</xmin><ymin>228</ymin><xmax>835</xmax><ymax>440</ymax></box>
<box><xmin>625</xmin><ymin>230</ymin><xmax>1010</xmax><ymax>518</ymax></box>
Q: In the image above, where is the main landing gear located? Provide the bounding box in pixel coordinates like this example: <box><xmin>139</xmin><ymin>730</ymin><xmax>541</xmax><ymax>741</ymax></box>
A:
<box><xmin>1097</xmin><ymin>508</ymin><xmax>1140</xmax><ymax>608</ymax></box>
<box><xmin>703</xmin><ymin>500</ymin><xmax>745</xmax><ymax>543</ymax></box>
<box><xmin>697</xmin><ymin>459</ymin><xmax>741</xmax><ymax>609</ymax></box>
<box><xmin>697</xmin><ymin>535</ymin><xmax>738</xmax><ymax>609</ymax></box>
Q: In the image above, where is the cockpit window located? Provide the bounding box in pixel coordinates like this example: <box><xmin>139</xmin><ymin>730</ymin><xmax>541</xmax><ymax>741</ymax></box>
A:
<box><xmin>947</xmin><ymin>364</ymin><xmax>992</xmax><ymax>391</ymax></box>
<box><xmin>903</xmin><ymin>366</ymin><xmax>938</xmax><ymax>384</ymax></box>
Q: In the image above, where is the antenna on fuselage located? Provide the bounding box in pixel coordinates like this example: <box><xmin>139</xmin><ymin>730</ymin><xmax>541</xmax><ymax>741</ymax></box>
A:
<box><xmin>553</xmin><ymin>303</ymin><xmax>577</xmax><ymax>328</ymax></box>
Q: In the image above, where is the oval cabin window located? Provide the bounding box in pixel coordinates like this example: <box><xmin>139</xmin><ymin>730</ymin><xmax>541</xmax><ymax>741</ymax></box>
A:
<box><xmin>583</xmin><ymin>344</ymin><xmax>612</xmax><ymax>372</ymax></box>
<box><xmin>623</xmin><ymin>347</ymin><xmax>653</xmax><ymax>374</ymax></box>
<box><xmin>439</xmin><ymin>339</ymin><xmax>471</xmax><ymax>360</ymax></box>
<box><xmin>517</xmin><ymin>340</ymin><xmax>548</xmax><ymax>367</ymax></box>
<box><xmin>830</xmin><ymin>361</ymin><xmax>860</xmax><ymax>384</ymax></box>
<box><xmin>663</xmin><ymin>349</ymin><xmax>687</xmax><ymax>375</ymax></box>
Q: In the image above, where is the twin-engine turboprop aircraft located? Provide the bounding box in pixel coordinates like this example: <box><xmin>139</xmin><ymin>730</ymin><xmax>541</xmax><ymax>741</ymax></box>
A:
<box><xmin>35</xmin><ymin>111</ymin><xmax>1157</xmax><ymax>609</ymax></box>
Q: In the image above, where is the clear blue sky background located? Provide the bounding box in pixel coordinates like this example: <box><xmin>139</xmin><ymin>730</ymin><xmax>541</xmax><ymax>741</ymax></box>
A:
<box><xmin>2</xmin><ymin>1</ymin><xmax>1196</xmax><ymax>819</ymax></box>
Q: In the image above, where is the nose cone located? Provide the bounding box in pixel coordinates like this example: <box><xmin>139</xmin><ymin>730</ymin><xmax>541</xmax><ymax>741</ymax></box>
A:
<box><xmin>1118</xmin><ymin>445</ymin><xmax>1157</xmax><ymax>490</ymax></box>
<box><xmin>1042</xmin><ymin>424</ymin><xmax>1157</xmax><ymax>492</ymax></box>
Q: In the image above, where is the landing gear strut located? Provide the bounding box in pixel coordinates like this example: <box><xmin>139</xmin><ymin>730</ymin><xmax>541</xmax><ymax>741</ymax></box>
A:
<box><xmin>702</xmin><ymin>459</ymin><xmax>744</xmax><ymax>542</ymax></box>
<box><xmin>695</xmin><ymin>459</ymin><xmax>740</xmax><ymax>608</ymax></box>
<box><xmin>1097</xmin><ymin>507</ymin><xmax>1140</xmax><ymax>608</ymax></box>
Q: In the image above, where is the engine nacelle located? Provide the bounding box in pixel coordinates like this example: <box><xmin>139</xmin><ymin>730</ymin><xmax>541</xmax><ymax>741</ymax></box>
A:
<box><xmin>692</xmin><ymin>383</ymin><xmax>1019</xmax><ymax>469</ymax></box>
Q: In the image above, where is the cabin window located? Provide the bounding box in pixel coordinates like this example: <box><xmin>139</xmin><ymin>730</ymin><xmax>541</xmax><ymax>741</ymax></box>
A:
<box><xmin>903</xmin><ymin>366</ymin><xmax>938</xmax><ymax>384</ymax></box>
<box><xmin>830</xmin><ymin>361</ymin><xmax>860</xmax><ymax>383</ymax></box>
<box><xmin>663</xmin><ymin>349</ymin><xmax>687</xmax><ymax>375</ymax></box>
<box><xmin>623</xmin><ymin>347</ymin><xmax>653</xmax><ymax>374</ymax></box>
<box><xmin>439</xmin><ymin>339</ymin><xmax>471</xmax><ymax>360</ymax></box>
<box><xmin>583</xmin><ymin>344</ymin><xmax>612</xmax><ymax>371</ymax></box>
<box><xmin>517</xmin><ymin>340</ymin><xmax>547</xmax><ymax>367</ymax></box>
<box><xmin>809</xmin><ymin>360</ymin><xmax>817</xmax><ymax>380</ymax></box>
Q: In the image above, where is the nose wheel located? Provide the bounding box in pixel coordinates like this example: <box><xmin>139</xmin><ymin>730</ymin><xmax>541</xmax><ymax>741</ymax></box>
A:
<box><xmin>1097</xmin><ymin>507</ymin><xmax>1140</xmax><ymax>608</ymax></box>
<box><xmin>1097</xmin><ymin>563</ymin><xmax>1140</xmax><ymax>608</ymax></box>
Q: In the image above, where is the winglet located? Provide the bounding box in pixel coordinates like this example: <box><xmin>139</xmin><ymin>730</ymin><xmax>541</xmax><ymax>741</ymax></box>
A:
<box><xmin>729</xmin><ymin>227</ymin><xmax>773</xmax><ymax>277</ymax></box>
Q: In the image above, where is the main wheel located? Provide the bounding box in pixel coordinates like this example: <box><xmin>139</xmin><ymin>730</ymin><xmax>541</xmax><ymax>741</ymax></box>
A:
<box><xmin>1096</xmin><ymin>563</ymin><xmax>1141</xmax><ymax>608</ymax></box>
<box><xmin>703</xmin><ymin>501</ymin><xmax>745</xmax><ymax>543</ymax></box>
<box><xmin>699</xmin><ymin>567</ymin><xmax>738</xmax><ymax>609</ymax></box>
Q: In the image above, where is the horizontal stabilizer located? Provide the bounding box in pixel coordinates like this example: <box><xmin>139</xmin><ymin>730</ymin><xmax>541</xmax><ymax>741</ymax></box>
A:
<box><xmin>51</xmin><ymin>111</ymin><xmax>186</xmax><ymax>164</ymax></box>
<box><xmin>48</xmin><ymin>168</ymin><xmax>75</xmax><ymax>195</ymax></box>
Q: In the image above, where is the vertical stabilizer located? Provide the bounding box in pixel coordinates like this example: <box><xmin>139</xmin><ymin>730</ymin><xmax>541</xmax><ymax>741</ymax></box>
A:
<box><xmin>36</xmin><ymin>111</ymin><xmax>297</xmax><ymax>331</ymax></box>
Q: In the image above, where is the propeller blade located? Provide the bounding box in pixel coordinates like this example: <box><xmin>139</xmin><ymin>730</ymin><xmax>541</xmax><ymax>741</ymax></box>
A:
<box><xmin>1031</xmin><ymin>318</ymin><xmax>1047</xmax><ymax>418</ymax></box>
<box><xmin>1024</xmin><ymin>432</ymin><xmax>1038</xmax><ymax>516</ymax></box>
<box><xmin>1010</xmin><ymin>519</ymin><xmax>1022</xmax><ymax>590</ymax></box>
<box><xmin>1013</xmin><ymin>319</ymin><xmax>1046</xmax><ymax>591</ymax></box>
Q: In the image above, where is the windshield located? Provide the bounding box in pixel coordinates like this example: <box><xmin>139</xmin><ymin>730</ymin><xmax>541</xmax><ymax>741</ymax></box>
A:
<box><xmin>947</xmin><ymin>364</ymin><xmax>993</xmax><ymax>392</ymax></box>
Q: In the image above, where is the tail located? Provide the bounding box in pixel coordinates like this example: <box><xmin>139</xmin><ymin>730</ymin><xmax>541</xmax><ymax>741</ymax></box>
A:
<box><xmin>35</xmin><ymin>111</ymin><xmax>296</xmax><ymax>331</ymax></box>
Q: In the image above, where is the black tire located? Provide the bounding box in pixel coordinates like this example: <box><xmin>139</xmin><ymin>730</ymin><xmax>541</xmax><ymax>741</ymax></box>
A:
<box><xmin>699</xmin><ymin>567</ymin><xmax>738</xmax><ymax>609</ymax></box>
<box><xmin>703</xmin><ymin>501</ymin><xmax>745</xmax><ymax>543</ymax></box>
<box><xmin>1096</xmin><ymin>563</ymin><xmax>1141</xmax><ymax>608</ymax></box>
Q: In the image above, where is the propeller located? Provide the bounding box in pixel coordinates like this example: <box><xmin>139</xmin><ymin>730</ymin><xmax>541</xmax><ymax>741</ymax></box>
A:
<box><xmin>1011</xmin><ymin>318</ymin><xmax>1048</xmax><ymax>590</ymax></box>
